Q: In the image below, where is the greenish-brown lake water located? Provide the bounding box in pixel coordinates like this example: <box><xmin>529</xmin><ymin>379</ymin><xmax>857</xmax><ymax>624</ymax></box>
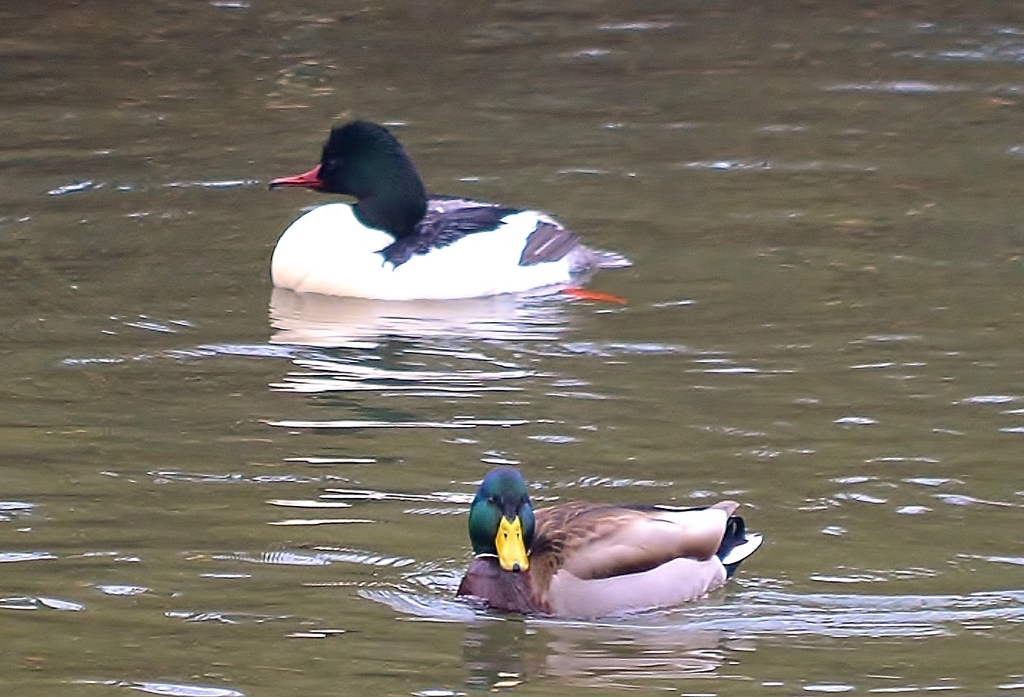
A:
<box><xmin>2</xmin><ymin>2</ymin><xmax>1024</xmax><ymax>695</ymax></box>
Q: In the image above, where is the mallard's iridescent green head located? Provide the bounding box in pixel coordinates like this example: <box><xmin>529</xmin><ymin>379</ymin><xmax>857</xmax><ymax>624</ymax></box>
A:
<box><xmin>468</xmin><ymin>467</ymin><xmax>535</xmax><ymax>572</ymax></box>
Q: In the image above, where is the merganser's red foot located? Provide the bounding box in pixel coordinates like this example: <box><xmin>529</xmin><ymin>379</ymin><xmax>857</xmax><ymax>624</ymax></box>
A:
<box><xmin>562</xmin><ymin>287</ymin><xmax>627</xmax><ymax>304</ymax></box>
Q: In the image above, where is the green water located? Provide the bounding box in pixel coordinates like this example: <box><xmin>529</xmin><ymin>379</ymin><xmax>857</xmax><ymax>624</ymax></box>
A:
<box><xmin>2</xmin><ymin>2</ymin><xmax>1024</xmax><ymax>695</ymax></box>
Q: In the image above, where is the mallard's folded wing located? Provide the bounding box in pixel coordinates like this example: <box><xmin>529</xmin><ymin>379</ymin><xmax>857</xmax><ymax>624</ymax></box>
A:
<box><xmin>534</xmin><ymin>502</ymin><xmax>736</xmax><ymax>581</ymax></box>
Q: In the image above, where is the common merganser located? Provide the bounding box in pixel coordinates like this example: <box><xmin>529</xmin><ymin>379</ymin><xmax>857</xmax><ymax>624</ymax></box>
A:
<box><xmin>269</xmin><ymin>121</ymin><xmax>628</xmax><ymax>300</ymax></box>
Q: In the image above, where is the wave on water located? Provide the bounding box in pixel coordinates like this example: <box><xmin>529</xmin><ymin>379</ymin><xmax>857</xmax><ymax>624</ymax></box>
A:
<box><xmin>363</xmin><ymin>584</ymin><xmax>1024</xmax><ymax>638</ymax></box>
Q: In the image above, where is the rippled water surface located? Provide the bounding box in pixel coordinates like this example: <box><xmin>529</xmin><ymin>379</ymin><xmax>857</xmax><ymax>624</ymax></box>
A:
<box><xmin>3</xmin><ymin>2</ymin><xmax>1024</xmax><ymax>695</ymax></box>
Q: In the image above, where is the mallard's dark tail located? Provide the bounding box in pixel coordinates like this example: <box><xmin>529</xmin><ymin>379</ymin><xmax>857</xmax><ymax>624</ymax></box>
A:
<box><xmin>715</xmin><ymin>515</ymin><xmax>764</xmax><ymax>578</ymax></box>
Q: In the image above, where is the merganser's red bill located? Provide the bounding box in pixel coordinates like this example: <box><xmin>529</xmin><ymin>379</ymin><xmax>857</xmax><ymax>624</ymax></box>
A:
<box><xmin>269</xmin><ymin>165</ymin><xmax>324</xmax><ymax>190</ymax></box>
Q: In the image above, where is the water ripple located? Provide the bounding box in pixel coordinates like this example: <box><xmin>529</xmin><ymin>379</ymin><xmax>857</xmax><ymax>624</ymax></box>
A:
<box><xmin>291</xmin><ymin>359</ymin><xmax>533</xmax><ymax>383</ymax></box>
<box><xmin>77</xmin><ymin>681</ymin><xmax>245</xmax><ymax>697</ymax></box>
<box><xmin>164</xmin><ymin>179</ymin><xmax>259</xmax><ymax>189</ymax></box>
<box><xmin>934</xmin><ymin>493</ymin><xmax>1018</xmax><ymax>508</ymax></box>
<box><xmin>364</xmin><ymin>585</ymin><xmax>1024</xmax><ymax>639</ymax></box>
<box><xmin>128</xmin><ymin>683</ymin><xmax>244</xmax><ymax>697</ymax></box>
<box><xmin>210</xmin><ymin>548</ymin><xmax>415</xmax><ymax>568</ymax></box>
<box><xmin>62</xmin><ymin>342</ymin><xmax>304</xmax><ymax>367</ymax></box>
<box><xmin>963</xmin><ymin>553</ymin><xmax>1024</xmax><ymax>567</ymax></box>
<box><xmin>319</xmin><ymin>488</ymin><xmax>473</xmax><ymax>505</ymax></box>
<box><xmin>560</xmin><ymin>341</ymin><xmax>689</xmax><ymax>356</ymax></box>
<box><xmin>825</xmin><ymin>81</ymin><xmax>965</xmax><ymax>93</ymax></box>
<box><xmin>0</xmin><ymin>596</ymin><xmax>84</xmax><ymax>611</ymax></box>
<box><xmin>149</xmin><ymin>471</ymin><xmax>320</xmax><ymax>484</ymax></box>
<box><xmin>598</xmin><ymin>21</ymin><xmax>674</xmax><ymax>32</ymax></box>
<box><xmin>834</xmin><ymin>416</ymin><xmax>879</xmax><ymax>426</ymax></box>
<box><xmin>0</xmin><ymin>501</ymin><xmax>35</xmax><ymax>521</ymax></box>
<box><xmin>167</xmin><ymin>610</ymin><xmax>289</xmax><ymax>625</ymax></box>
<box><xmin>683</xmin><ymin>159</ymin><xmax>876</xmax><ymax>173</ymax></box>
<box><xmin>403</xmin><ymin>506</ymin><xmax>464</xmax><ymax>516</ymax></box>
<box><xmin>0</xmin><ymin>551</ymin><xmax>57</xmax><ymax>563</ymax></box>
<box><xmin>901</xmin><ymin>40</ymin><xmax>1024</xmax><ymax>63</ymax></box>
<box><xmin>48</xmin><ymin>180</ymin><xmax>96</xmax><ymax>196</ymax></box>
<box><xmin>192</xmin><ymin>343</ymin><xmax>301</xmax><ymax>359</ymax></box>
<box><xmin>267</xmin><ymin>518</ymin><xmax>374</xmax><ymax>526</ymax></box>
<box><xmin>686</xmin><ymin>590</ymin><xmax>1024</xmax><ymax>637</ymax></box>
<box><xmin>212</xmin><ymin>551</ymin><xmax>331</xmax><ymax>566</ymax></box>
<box><xmin>360</xmin><ymin>588</ymin><xmax>481</xmax><ymax>622</ymax></box>
<box><xmin>273</xmin><ymin>357</ymin><xmax>533</xmax><ymax>395</ymax></box>
<box><xmin>97</xmin><ymin>585</ymin><xmax>149</xmax><ymax>596</ymax></box>
<box><xmin>266</xmin><ymin>499</ymin><xmax>352</xmax><ymax>509</ymax></box>
<box><xmin>563</xmin><ymin>475</ymin><xmax>671</xmax><ymax>489</ymax></box>
<box><xmin>311</xmin><ymin>547</ymin><xmax>416</xmax><ymax>568</ymax></box>
<box><xmin>267</xmin><ymin>418</ymin><xmax>529</xmax><ymax>430</ymax></box>
<box><xmin>958</xmin><ymin>394</ymin><xmax>1019</xmax><ymax>405</ymax></box>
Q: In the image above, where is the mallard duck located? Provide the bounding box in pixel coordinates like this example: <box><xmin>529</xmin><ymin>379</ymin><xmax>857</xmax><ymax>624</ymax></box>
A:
<box><xmin>456</xmin><ymin>467</ymin><xmax>763</xmax><ymax>618</ymax></box>
<box><xmin>269</xmin><ymin>121</ymin><xmax>628</xmax><ymax>300</ymax></box>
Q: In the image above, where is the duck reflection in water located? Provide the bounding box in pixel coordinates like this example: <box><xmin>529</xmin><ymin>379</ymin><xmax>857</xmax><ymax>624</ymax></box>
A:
<box><xmin>462</xmin><ymin>620</ymin><xmax>727</xmax><ymax>690</ymax></box>
<box><xmin>269</xmin><ymin>287</ymin><xmax>572</xmax><ymax>347</ymax></box>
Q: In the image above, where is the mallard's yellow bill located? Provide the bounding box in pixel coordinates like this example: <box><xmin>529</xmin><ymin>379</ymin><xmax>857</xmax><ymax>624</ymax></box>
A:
<box><xmin>495</xmin><ymin>516</ymin><xmax>529</xmax><ymax>572</ymax></box>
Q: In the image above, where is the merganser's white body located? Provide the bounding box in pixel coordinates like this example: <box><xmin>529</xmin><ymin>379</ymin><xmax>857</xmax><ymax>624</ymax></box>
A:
<box><xmin>272</xmin><ymin>204</ymin><xmax>603</xmax><ymax>300</ymax></box>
